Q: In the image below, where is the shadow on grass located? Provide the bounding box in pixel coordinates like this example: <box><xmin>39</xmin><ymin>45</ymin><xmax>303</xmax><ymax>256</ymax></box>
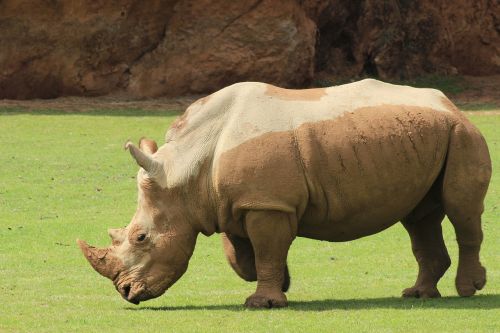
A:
<box><xmin>0</xmin><ymin>107</ymin><xmax>182</xmax><ymax>117</ymax></box>
<box><xmin>126</xmin><ymin>294</ymin><xmax>500</xmax><ymax>312</ymax></box>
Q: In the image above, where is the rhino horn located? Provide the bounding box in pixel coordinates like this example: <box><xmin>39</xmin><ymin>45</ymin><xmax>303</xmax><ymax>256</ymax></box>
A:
<box><xmin>107</xmin><ymin>228</ymin><xmax>126</xmax><ymax>246</ymax></box>
<box><xmin>77</xmin><ymin>239</ymin><xmax>121</xmax><ymax>281</ymax></box>
<box><xmin>125</xmin><ymin>141</ymin><xmax>165</xmax><ymax>184</ymax></box>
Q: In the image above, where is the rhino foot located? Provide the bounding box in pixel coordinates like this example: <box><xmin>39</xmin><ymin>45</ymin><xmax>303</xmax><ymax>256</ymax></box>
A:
<box><xmin>244</xmin><ymin>293</ymin><xmax>287</xmax><ymax>308</ymax></box>
<box><xmin>402</xmin><ymin>285</ymin><xmax>441</xmax><ymax>298</ymax></box>
<box><xmin>456</xmin><ymin>264</ymin><xmax>486</xmax><ymax>297</ymax></box>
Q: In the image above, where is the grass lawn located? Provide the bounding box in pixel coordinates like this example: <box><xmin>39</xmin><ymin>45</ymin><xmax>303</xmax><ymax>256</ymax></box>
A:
<box><xmin>0</xmin><ymin>107</ymin><xmax>498</xmax><ymax>333</ymax></box>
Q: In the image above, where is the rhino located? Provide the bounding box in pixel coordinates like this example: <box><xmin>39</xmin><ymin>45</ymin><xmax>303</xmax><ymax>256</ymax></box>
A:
<box><xmin>78</xmin><ymin>79</ymin><xmax>491</xmax><ymax>308</ymax></box>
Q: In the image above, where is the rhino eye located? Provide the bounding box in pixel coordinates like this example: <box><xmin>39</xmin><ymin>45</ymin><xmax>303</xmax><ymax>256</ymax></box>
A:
<box><xmin>137</xmin><ymin>234</ymin><xmax>146</xmax><ymax>242</ymax></box>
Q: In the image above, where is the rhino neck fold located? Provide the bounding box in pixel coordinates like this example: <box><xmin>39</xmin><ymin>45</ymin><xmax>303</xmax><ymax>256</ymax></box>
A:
<box><xmin>172</xmin><ymin>158</ymin><xmax>219</xmax><ymax>237</ymax></box>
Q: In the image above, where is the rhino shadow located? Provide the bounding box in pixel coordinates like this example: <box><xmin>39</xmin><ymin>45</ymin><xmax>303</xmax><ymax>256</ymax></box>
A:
<box><xmin>126</xmin><ymin>294</ymin><xmax>500</xmax><ymax>311</ymax></box>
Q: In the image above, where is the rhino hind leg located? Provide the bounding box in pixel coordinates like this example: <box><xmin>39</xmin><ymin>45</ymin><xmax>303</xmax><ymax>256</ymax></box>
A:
<box><xmin>221</xmin><ymin>233</ymin><xmax>291</xmax><ymax>292</ymax></box>
<box><xmin>442</xmin><ymin>123</ymin><xmax>491</xmax><ymax>297</ymax></box>
<box><xmin>221</xmin><ymin>233</ymin><xmax>257</xmax><ymax>281</ymax></box>
<box><xmin>402</xmin><ymin>198</ymin><xmax>450</xmax><ymax>298</ymax></box>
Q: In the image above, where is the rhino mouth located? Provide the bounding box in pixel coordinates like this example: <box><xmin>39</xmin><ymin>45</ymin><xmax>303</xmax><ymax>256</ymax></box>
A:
<box><xmin>119</xmin><ymin>282</ymin><xmax>162</xmax><ymax>305</ymax></box>
<box><xmin>118</xmin><ymin>283</ymin><xmax>144</xmax><ymax>305</ymax></box>
<box><xmin>122</xmin><ymin>285</ymin><xmax>140</xmax><ymax>305</ymax></box>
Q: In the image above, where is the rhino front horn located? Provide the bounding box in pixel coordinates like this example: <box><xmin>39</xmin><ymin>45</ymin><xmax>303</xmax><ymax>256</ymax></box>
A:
<box><xmin>77</xmin><ymin>239</ymin><xmax>122</xmax><ymax>281</ymax></box>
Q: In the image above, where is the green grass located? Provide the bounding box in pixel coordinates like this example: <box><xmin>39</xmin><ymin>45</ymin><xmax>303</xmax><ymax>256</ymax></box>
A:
<box><xmin>0</xmin><ymin>108</ymin><xmax>498</xmax><ymax>333</ymax></box>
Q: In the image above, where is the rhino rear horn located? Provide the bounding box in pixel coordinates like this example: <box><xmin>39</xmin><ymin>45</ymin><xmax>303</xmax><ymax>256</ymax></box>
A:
<box><xmin>77</xmin><ymin>239</ymin><xmax>122</xmax><ymax>281</ymax></box>
<box><xmin>108</xmin><ymin>228</ymin><xmax>126</xmax><ymax>246</ymax></box>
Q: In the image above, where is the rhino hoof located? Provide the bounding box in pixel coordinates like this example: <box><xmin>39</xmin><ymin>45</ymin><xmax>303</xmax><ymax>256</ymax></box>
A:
<box><xmin>402</xmin><ymin>286</ymin><xmax>441</xmax><ymax>298</ymax></box>
<box><xmin>244</xmin><ymin>293</ymin><xmax>287</xmax><ymax>308</ymax></box>
<box><xmin>456</xmin><ymin>265</ymin><xmax>486</xmax><ymax>297</ymax></box>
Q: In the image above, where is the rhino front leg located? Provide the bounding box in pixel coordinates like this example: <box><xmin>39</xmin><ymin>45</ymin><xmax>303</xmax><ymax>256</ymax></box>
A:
<box><xmin>243</xmin><ymin>210</ymin><xmax>295</xmax><ymax>308</ymax></box>
<box><xmin>221</xmin><ymin>233</ymin><xmax>291</xmax><ymax>292</ymax></box>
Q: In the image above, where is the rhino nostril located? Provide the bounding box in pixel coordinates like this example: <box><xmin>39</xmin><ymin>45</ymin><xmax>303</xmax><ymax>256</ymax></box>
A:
<box><xmin>123</xmin><ymin>285</ymin><xmax>131</xmax><ymax>299</ymax></box>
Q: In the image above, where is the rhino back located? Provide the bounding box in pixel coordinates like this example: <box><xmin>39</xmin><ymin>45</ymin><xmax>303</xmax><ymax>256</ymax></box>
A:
<box><xmin>212</xmin><ymin>78</ymin><xmax>450</xmax><ymax>160</ymax></box>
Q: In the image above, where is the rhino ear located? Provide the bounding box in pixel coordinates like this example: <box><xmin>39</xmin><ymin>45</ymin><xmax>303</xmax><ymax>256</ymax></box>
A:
<box><xmin>139</xmin><ymin>137</ymin><xmax>158</xmax><ymax>154</ymax></box>
<box><xmin>125</xmin><ymin>141</ymin><xmax>163</xmax><ymax>172</ymax></box>
<box><xmin>125</xmin><ymin>140</ymin><xmax>167</xmax><ymax>186</ymax></box>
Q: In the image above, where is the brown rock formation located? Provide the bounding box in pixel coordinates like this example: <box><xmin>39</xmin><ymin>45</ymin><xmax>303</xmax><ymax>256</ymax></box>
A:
<box><xmin>0</xmin><ymin>0</ymin><xmax>498</xmax><ymax>99</ymax></box>
<box><xmin>128</xmin><ymin>0</ymin><xmax>315</xmax><ymax>97</ymax></box>
<box><xmin>0</xmin><ymin>1</ymin><xmax>179</xmax><ymax>99</ymax></box>
<box><xmin>306</xmin><ymin>0</ymin><xmax>500</xmax><ymax>80</ymax></box>
<box><xmin>0</xmin><ymin>0</ymin><xmax>314</xmax><ymax>99</ymax></box>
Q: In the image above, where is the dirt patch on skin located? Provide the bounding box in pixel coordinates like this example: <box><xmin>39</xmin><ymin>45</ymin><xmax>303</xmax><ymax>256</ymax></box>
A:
<box><xmin>265</xmin><ymin>85</ymin><xmax>327</xmax><ymax>101</ymax></box>
<box><xmin>170</xmin><ymin>112</ymin><xmax>189</xmax><ymax>129</ymax></box>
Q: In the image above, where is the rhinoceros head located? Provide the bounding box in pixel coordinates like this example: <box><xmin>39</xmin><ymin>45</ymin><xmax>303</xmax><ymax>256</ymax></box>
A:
<box><xmin>78</xmin><ymin>138</ymin><xmax>198</xmax><ymax>304</ymax></box>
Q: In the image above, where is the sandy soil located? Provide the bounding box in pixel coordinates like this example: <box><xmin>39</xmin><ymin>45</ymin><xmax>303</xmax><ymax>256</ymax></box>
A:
<box><xmin>0</xmin><ymin>94</ymin><xmax>200</xmax><ymax>112</ymax></box>
<box><xmin>0</xmin><ymin>75</ymin><xmax>498</xmax><ymax>114</ymax></box>
<box><xmin>453</xmin><ymin>75</ymin><xmax>500</xmax><ymax>106</ymax></box>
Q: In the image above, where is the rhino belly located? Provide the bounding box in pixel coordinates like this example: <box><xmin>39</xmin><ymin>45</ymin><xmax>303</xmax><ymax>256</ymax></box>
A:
<box><xmin>296</xmin><ymin>106</ymin><xmax>452</xmax><ymax>241</ymax></box>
